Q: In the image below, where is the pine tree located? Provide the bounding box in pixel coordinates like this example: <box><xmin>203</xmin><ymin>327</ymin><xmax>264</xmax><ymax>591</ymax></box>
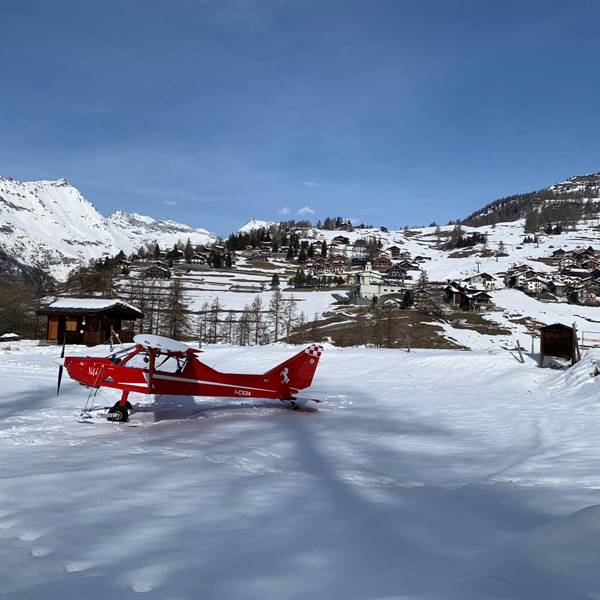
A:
<box><xmin>271</xmin><ymin>273</ymin><xmax>280</xmax><ymax>288</ymax></box>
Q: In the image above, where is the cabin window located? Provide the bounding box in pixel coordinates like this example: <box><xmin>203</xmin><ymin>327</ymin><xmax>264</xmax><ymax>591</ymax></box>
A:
<box><xmin>65</xmin><ymin>319</ymin><xmax>78</xmax><ymax>332</ymax></box>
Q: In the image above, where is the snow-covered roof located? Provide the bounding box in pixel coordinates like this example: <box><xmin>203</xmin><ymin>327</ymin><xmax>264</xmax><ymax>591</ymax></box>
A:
<box><xmin>43</xmin><ymin>298</ymin><xmax>143</xmax><ymax>316</ymax></box>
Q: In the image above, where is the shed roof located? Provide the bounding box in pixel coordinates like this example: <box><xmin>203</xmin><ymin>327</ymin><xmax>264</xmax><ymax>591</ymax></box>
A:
<box><xmin>540</xmin><ymin>323</ymin><xmax>573</xmax><ymax>332</ymax></box>
<box><xmin>37</xmin><ymin>298</ymin><xmax>143</xmax><ymax>318</ymax></box>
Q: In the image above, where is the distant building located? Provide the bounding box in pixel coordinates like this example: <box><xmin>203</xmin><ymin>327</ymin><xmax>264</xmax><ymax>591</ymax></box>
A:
<box><xmin>142</xmin><ymin>265</ymin><xmax>171</xmax><ymax>279</ymax></box>
<box><xmin>464</xmin><ymin>272</ymin><xmax>497</xmax><ymax>290</ymax></box>
<box><xmin>229</xmin><ymin>283</ymin><xmax>264</xmax><ymax>293</ymax></box>
<box><xmin>358</xmin><ymin>262</ymin><xmax>407</xmax><ymax>299</ymax></box>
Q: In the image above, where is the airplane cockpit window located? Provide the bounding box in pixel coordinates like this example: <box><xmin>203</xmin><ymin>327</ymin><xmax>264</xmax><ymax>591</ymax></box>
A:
<box><xmin>154</xmin><ymin>353</ymin><xmax>188</xmax><ymax>374</ymax></box>
<box><xmin>126</xmin><ymin>351</ymin><xmax>151</xmax><ymax>369</ymax></box>
<box><xmin>108</xmin><ymin>346</ymin><xmax>135</xmax><ymax>365</ymax></box>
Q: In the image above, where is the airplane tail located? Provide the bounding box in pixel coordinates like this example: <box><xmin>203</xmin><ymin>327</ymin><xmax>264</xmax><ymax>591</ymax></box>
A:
<box><xmin>265</xmin><ymin>344</ymin><xmax>324</xmax><ymax>396</ymax></box>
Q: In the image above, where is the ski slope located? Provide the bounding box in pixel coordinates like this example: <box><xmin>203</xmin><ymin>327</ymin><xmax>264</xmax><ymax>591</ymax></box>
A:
<box><xmin>2</xmin><ymin>342</ymin><xmax>600</xmax><ymax>599</ymax></box>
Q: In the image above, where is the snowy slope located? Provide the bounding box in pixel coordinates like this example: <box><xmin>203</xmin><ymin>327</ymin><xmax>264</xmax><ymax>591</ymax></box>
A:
<box><xmin>3</xmin><ymin>342</ymin><xmax>600</xmax><ymax>598</ymax></box>
<box><xmin>464</xmin><ymin>171</ymin><xmax>600</xmax><ymax>225</ymax></box>
<box><xmin>0</xmin><ymin>177</ymin><xmax>215</xmax><ymax>280</ymax></box>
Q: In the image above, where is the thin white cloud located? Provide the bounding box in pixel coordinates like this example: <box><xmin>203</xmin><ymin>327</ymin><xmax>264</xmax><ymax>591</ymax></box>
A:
<box><xmin>278</xmin><ymin>207</ymin><xmax>291</xmax><ymax>215</ymax></box>
<box><xmin>298</xmin><ymin>206</ymin><xmax>316</xmax><ymax>215</ymax></box>
<box><xmin>302</xmin><ymin>180</ymin><xmax>318</xmax><ymax>187</ymax></box>
<box><xmin>163</xmin><ymin>200</ymin><xmax>177</xmax><ymax>206</ymax></box>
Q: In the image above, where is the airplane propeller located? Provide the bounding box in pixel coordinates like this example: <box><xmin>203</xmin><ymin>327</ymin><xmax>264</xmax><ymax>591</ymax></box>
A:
<box><xmin>57</xmin><ymin>335</ymin><xmax>66</xmax><ymax>396</ymax></box>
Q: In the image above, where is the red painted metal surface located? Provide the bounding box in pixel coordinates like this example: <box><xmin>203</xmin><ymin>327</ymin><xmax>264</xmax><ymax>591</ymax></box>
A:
<box><xmin>64</xmin><ymin>343</ymin><xmax>323</xmax><ymax>401</ymax></box>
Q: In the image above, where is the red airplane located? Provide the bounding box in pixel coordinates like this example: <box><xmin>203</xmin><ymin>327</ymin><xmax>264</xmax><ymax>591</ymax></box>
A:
<box><xmin>57</xmin><ymin>334</ymin><xmax>324</xmax><ymax>423</ymax></box>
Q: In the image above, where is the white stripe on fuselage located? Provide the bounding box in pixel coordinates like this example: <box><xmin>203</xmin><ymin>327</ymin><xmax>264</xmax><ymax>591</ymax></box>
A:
<box><xmin>151</xmin><ymin>373</ymin><xmax>274</xmax><ymax>393</ymax></box>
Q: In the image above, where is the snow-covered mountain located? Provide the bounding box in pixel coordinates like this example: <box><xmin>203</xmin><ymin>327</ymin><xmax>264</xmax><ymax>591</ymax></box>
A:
<box><xmin>0</xmin><ymin>177</ymin><xmax>216</xmax><ymax>280</ymax></box>
<box><xmin>463</xmin><ymin>172</ymin><xmax>600</xmax><ymax>226</ymax></box>
<box><xmin>237</xmin><ymin>218</ymin><xmax>277</xmax><ymax>233</ymax></box>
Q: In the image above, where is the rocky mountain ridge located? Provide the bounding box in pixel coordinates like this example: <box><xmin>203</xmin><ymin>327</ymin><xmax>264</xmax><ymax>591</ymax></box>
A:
<box><xmin>0</xmin><ymin>177</ymin><xmax>215</xmax><ymax>280</ymax></box>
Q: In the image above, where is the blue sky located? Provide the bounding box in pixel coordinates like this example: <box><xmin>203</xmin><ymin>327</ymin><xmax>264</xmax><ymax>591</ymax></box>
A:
<box><xmin>1</xmin><ymin>0</ymin><xmax>600</xmax><ymax>235</ymax></box>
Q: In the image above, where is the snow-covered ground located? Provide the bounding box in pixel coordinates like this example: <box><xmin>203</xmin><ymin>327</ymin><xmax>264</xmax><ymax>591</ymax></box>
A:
<box><xmin>3</xmin><ymin>341</ymin><xmax>600</xmax><ymax>599</ymax></box>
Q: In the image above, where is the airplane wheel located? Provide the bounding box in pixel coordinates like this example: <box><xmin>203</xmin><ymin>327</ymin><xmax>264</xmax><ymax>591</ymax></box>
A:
<box><xmin>108</xmin><ymin>402</ymin><xmax>130</xmax><ymax>422</ymax></box>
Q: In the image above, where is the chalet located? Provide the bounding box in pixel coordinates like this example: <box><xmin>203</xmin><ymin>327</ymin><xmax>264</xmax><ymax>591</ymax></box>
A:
<box><xmin>396</xmin><ymin>259</ymin><xmax>417</xmax><ymax>270</ymax></box>
<box><xmin>552</xmin><ymin>248</ymin><xmax>566</xmax><ymax>258</ymax></box>
<box><xmin>569</xmin><ymin>281</ymin><xmax>598</xmax><ymax>305</ymax></box>
<box><xmin>559</xmin><ymin>256</ymin><xmax>577</xmax><ymax>269</ymax></box>
<box><xmin>580</xmin><ymin>259</ymin><xmax>599</xmax><ymax>271</ymax></box>
<box><xmin>526</xmin><ymin>277</ymin><xmax>548</xmax><ymax>295</ymax></box>
<box><xmin>464</xmin><ymin>272</ymin><xmax>497</xmax><ymax>290</ymax></box>
<box><xmin>142</xmin><ymin>265</ymin><xmax>171</xmax><ymax>279</ymax></box>
<box><xmin>332</xmin><ymin>235</ymin><xmax>350</xmax><ymax>245</ymax></box>
<box><xmin>325</xmin><ymin>262</ymin><xmax>345</xmax><ymax>275</ymax></box>
<box><xmin>331</xmin><ymin>254</ymin><xmax>346</xmax><ymax>265</ymax></box>
<box><xmin>444</xmin><ymin>284</ymin><xmax>463</xmax><ymax>309</ymax></box>
<box><xmin>374</xmin><ymin>255</ymin><xmax>392</xmax><ymax>270</ymax></box>
<box><xmin>574</xmin><ymin>247</ymin><xmax>595</xmax><ymax>261</ymax></box>
<box><xmin>385</xmin><ymin>245</ymin><xmax>402</xmax><ymax>259</ymax></box>
<box><xmin>37</xmin><ymin>298</ymin><xmax>143</xmax><ymax>346</ymax></box>
<box><xmin>386</xmin><ymin>266</ymin><xmax>407</xmax><ymax>282</ymax></box>
<box><xmin>353</xmin><ymin>238</ymin><xmax>367</xmax><ymax>247</ymax></box>
<box><xmin>468</xmin><ymin>290</ymin><xmax>493</xmax><ymax>311</ymax></box>
<box><xmin>413</xmin><ymin>289</ymin><xmax>431</xmax><ymax>311</ymax></box>
<box><xmin>443</xmin><ymin>282</ymin><xmax>493</xmax><ymax>311</ymax></box>
<box><xmin>189</xmin><ymin>253</ymin><xmax>208</xmax><ymax>264</ymax></box>
<box><xmin>548</xmin><ymin>280</ymin><xmax>567</xmax><ymax>297</ymax></box>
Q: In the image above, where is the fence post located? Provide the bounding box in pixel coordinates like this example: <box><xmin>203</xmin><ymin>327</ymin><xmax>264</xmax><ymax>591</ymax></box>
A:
<box><xmin>516</xmin><ymin>340</ymin><xmax>524</xmax><ymax>364</ymax></box>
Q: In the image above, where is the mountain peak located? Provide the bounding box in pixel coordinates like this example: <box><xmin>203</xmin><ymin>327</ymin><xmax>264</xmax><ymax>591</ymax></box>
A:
<box><xmin>238</xmin><ymin>218</ymin><xmax>277</xmax><ymax>233</ymax></box>
<box><xmin>0</xmin><ymin>177</ymin><xmax>216</xmax><ymax>280</ymax></box>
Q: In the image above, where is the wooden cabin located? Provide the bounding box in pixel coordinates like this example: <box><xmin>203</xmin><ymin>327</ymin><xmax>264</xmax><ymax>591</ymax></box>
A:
<box><xmin>37</xmin><ymin>299</ymin><xmax>143</xmax><ymax>346</ymax></box>
<box><xmin>539</xmin><ymin>323</ymin><xmax>578</xmax><ymax>366</ymax></box>
<box><xmin>142</xmin><ymin>265</ymin><xmax>171</xmax><ymax>279</ymax></box>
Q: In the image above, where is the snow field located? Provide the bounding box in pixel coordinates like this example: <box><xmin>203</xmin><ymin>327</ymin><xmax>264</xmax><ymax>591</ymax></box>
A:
<box><xmin>2</xmin><ymin>342</ymin><xmax>600</xmax><ymax>598</ymax></box>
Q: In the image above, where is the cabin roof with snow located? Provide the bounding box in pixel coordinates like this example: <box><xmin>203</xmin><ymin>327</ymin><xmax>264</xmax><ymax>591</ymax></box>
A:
<box><xmin>38</xmin><ymin>298</ymin><xmax>143</xmax><ymax>319</ymax></box>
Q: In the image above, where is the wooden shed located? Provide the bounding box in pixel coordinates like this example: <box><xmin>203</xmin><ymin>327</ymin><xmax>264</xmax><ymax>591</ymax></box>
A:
<box><xmin>37</xmin><ymin>298</ymin><xmax>143</xmax><ymax>346</ymax></box>
<box><xmin>539</xmin><ymin>323</ymin><xmax>579</xmax><ymax>366</ymax></box>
